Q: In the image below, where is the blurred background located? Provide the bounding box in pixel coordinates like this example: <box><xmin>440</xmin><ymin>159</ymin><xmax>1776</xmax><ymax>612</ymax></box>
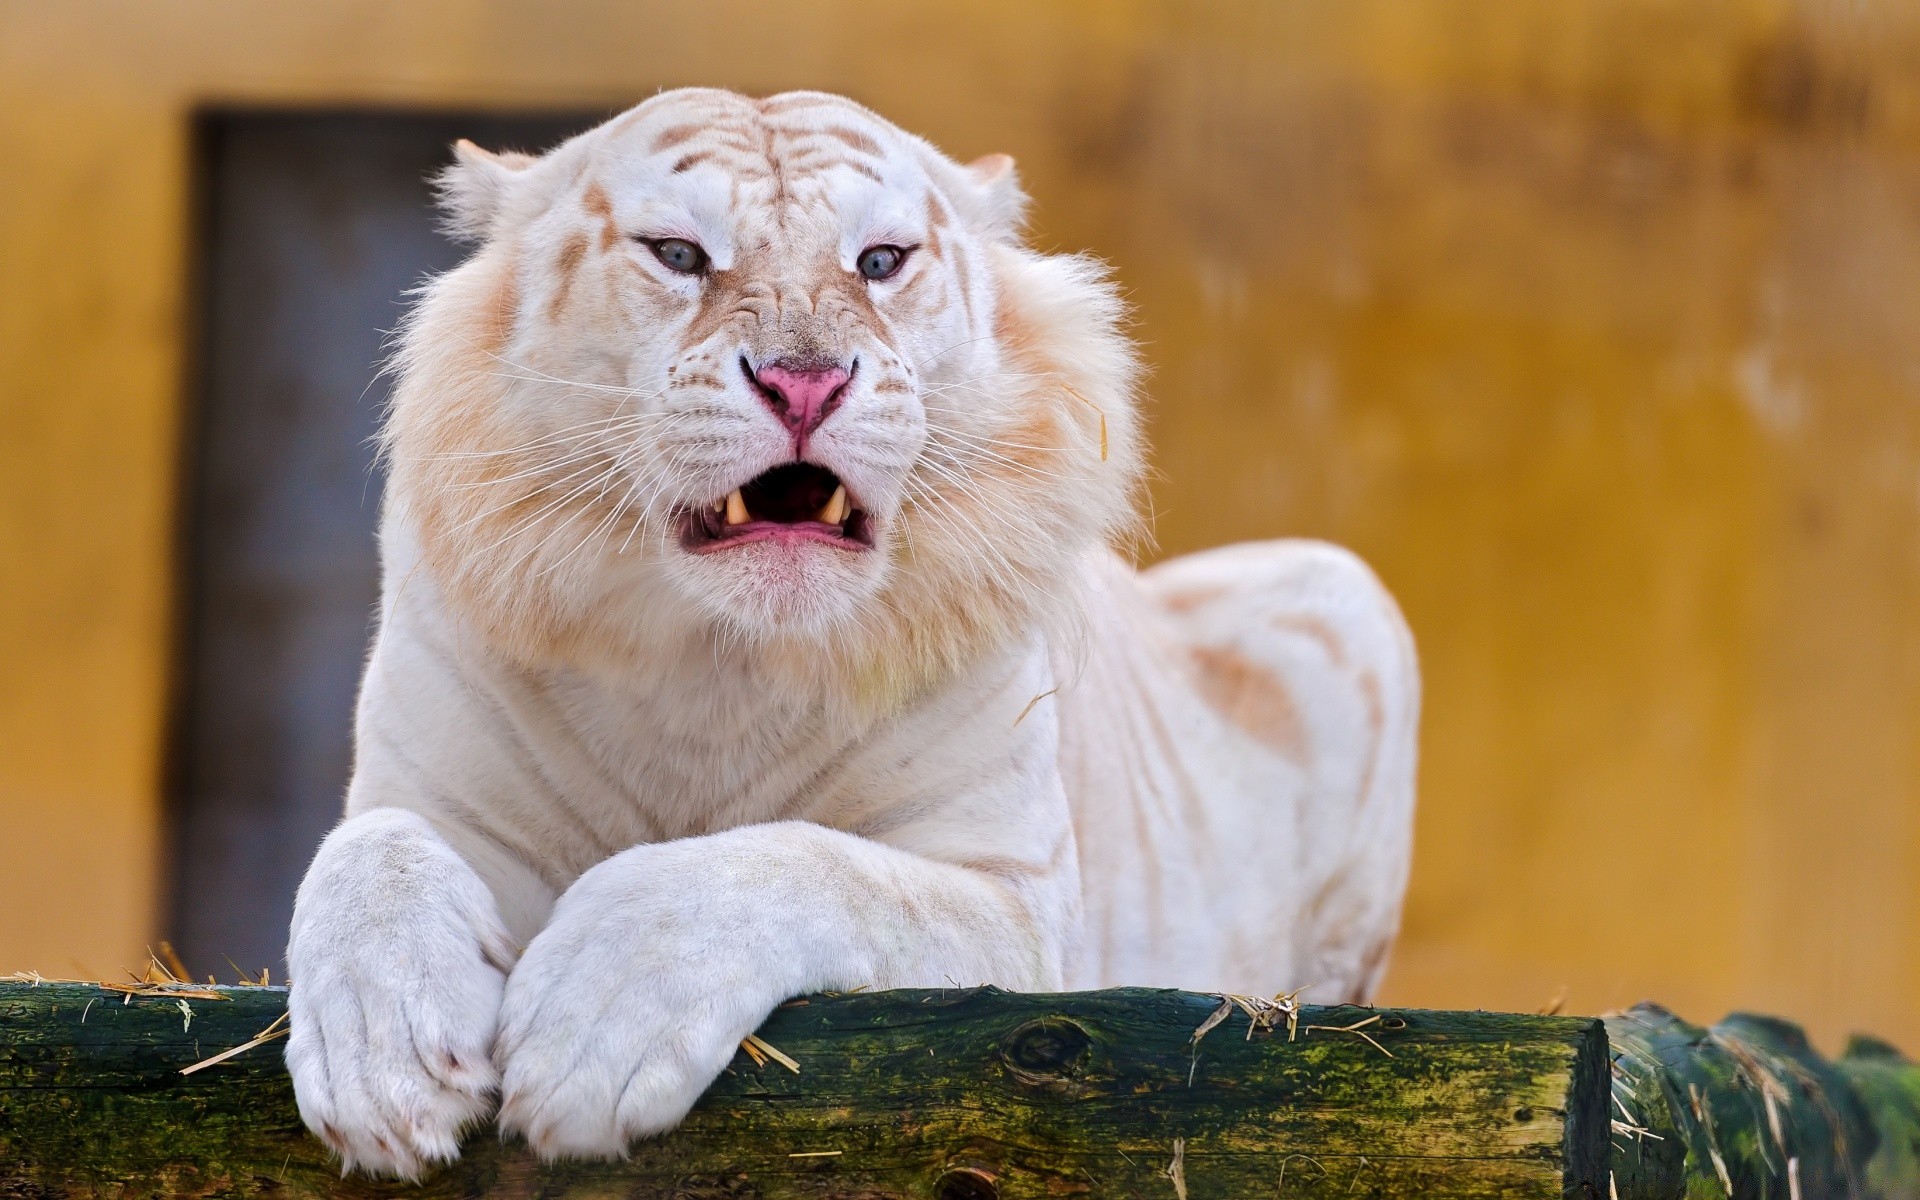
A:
<box><xmin>3</xmin><ymin>0</ymin><xmax>1918</xmax><ymax>1051</ymax></box>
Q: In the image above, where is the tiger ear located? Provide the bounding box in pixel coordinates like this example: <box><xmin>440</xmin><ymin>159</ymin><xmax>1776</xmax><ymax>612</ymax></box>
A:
<box><xmin>434</xmin><ymin>139</ymin><xmax>538</xmax><ymax>243</ymax></box>
<box><xmin>959</xmin><ymin>153</ymin><xmax>1028</xmax><ymax>243</ymax></box>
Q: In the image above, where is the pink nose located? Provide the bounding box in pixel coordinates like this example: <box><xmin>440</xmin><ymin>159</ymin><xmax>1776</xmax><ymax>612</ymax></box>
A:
<box><xmin>752</xmin><ymin>361</ymin><xmax>851</xmax><ymax>443</ymax></box>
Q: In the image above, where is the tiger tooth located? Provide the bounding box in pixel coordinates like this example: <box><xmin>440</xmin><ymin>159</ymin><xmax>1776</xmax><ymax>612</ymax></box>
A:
<box><xmin>725</xmin><ymin>489</ymin><xmax>749</xmax><ymax>526</ymax></box>
<box><xmin>818</xmin><ymin>484</ymin><xmax>849</xmax><ymax>525</ymax></box>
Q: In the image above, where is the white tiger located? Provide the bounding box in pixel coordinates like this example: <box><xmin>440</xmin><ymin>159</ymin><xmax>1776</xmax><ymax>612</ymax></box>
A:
<box><xmin>285</xmin><ymin>87</ymin><xmax>1419</xmax><ymax>1178</ymax></box>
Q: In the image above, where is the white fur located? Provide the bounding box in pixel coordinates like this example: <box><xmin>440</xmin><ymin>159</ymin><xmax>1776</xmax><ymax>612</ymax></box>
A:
<box><xmin>284</xmin><ymin>88</ymin><xmax>1418</xmax><ymax>1178</ymax></box>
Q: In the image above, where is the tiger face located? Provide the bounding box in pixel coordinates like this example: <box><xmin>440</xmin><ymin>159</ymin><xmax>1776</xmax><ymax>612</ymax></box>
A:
<box><xmin>389</xmin><ymin>89</ymin><xmax>1139</xmax><ymax>679</ymax></box>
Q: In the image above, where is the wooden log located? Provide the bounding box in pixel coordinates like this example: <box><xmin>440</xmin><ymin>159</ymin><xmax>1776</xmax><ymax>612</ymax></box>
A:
<box><xmin>0</xmin><ymin>981</ymin><xmax>1608</xmax><ymax>1198</ymax></box>
<box><xmin>1606</xmin><ymin>1003</ymin><xmax>1920</xmax><ymax>1200</ymax></box>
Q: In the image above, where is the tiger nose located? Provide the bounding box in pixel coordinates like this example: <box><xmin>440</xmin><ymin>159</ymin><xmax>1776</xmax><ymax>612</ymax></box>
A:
<box><xmin>749</xmin><ymin>359</ymin><xmax>852</xmax><ymax>442</ymax></box>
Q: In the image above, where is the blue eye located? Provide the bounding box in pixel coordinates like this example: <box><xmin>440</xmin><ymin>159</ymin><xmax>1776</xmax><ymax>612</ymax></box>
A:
<box><xmin>858</xmin><ymin>244</ymin><xmax>906</xmax><ymax>281</ymax></box>
<box><xmin>650</xmin><ymin>238</ymin><xmax>707</xmax><ymax>274</ymax></box>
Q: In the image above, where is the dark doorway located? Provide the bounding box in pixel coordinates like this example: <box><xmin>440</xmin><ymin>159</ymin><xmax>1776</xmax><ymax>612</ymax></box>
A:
<box><xmin>170</xmin><ymin>110</ymin><xmax>599</xmax><ymax>977</ymax></box>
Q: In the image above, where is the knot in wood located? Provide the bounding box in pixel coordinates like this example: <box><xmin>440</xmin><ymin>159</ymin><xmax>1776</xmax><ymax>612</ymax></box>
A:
<box><xmin>1000</xmin><ymin>1017</ymin><xmax>1093</xmax><ymax>1083</ymax></box>
<box><xmin>932</xmin><ymin>1166</ymin><xmax>999</xmax><ymax>1200</ymax></box>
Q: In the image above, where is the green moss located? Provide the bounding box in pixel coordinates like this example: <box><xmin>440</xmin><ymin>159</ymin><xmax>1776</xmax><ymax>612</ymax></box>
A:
<box><xmin>1607</xmin><ymin>1004</ymin><xmax>1920</xmax><ymax>1200</ymax></box>
<box><xmin>0</xmin><ymin>984</ymin><xmax>1606</xmax><ymax>1198</ymax></box>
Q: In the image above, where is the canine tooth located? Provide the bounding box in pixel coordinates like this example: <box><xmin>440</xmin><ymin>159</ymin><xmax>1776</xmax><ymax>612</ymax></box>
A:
<box><xmin>819</xmin><ymin>484</ymin><xmax>849</xmax><ymax>525</ymax></box>
<box><xmin>725</xmin><ymin>489</ymin><xmax>749</xmax><ymax>526</ymax></box>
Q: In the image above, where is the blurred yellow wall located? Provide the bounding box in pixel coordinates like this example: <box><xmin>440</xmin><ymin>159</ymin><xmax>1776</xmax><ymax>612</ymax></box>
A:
<box><xmin>3</xmin><ymin>0</ymin><xmax>1918</xmax><ymax>1048</ymax></box>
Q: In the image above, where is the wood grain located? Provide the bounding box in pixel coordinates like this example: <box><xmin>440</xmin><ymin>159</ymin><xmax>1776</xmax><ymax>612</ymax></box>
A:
<box><xmin>0</xmin><ymin>982</ymin><xmax>1607</xmax><ymax>1198</ymax></box>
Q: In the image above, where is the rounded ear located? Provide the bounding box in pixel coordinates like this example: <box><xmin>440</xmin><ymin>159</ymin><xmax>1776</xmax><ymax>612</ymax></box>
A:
<box><xmin>927</xmin><ymin>151</ymin><xmax>1028</xmax><ymax>244</ymax></box>
<box><xmin>963</xmin><ymin>153</ymin><xmax>1027</xmax><ymax>242</ymax></box>
<box><xmin>434</xmin><ymin>139</ymin><xmax>538</xmax><ymax>243</ymax></box>
<box><xmin>968</xmin><ymin>152</ymin><xmax>1017</xmax><ymax>185</ymax></box>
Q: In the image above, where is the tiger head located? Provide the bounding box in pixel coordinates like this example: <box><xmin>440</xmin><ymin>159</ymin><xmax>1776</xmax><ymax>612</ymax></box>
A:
<box><xmin>387</xmin><ymin>88</ymin><xmax>1142</xmax><ymax>690</ymax></box>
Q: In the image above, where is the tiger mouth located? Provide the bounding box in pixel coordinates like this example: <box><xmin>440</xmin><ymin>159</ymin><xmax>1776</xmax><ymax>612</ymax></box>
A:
<box><xmin>680</xmin><ymin>463</ymin><xmax>873</xmax><ymax>553</ymax></box>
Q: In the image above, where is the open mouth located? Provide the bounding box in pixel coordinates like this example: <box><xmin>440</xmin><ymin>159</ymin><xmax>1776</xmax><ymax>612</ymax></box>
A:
<box><xmin>680</xmin><ymin>463</ymin><xmax>873</xmax><ymax>553</ymax></box>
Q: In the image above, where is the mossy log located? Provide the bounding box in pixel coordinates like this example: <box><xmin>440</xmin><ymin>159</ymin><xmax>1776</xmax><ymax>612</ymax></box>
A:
<box><xmin>0</xmin><ymin>981</ymin><xmax>1608</xmax><ymax>1198</ymax></box>
<box><xmin>1605</xmin><ymin>1003</ymin><xmax>1920</xmax><ymax>1200</ymax></box>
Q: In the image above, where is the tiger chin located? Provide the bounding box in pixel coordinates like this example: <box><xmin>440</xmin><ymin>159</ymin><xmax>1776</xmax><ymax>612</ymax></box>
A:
<box><xmin>285</xmin><ymin>87</ymin><xmax>1420</xmax><ymax>1178</ymax></box>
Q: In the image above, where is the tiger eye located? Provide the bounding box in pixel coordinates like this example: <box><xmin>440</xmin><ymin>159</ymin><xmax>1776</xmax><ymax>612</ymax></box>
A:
<box><xmin>651</xmin><ymin>238</ymin><xmax>707</xmax><ymax>275</ymax></box>
<box><xmin>857</xmin><ymin>244</ymin><xmax>906</xmax><ymax>281</ymax></box>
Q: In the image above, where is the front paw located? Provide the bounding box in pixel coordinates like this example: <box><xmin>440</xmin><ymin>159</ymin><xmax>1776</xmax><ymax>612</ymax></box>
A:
<box><xmin>286</xmin><ymin>809</ymin><xmax>518</xmax><ymax>1178</ymax></box>
<box><xmin>494</xmin><ymin>855</ymin><xmax>784</xmax><ymax>1159</ymax></box>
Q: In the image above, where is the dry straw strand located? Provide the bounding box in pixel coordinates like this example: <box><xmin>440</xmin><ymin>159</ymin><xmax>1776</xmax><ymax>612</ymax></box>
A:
<box><xmin>742</xmin><ymin>1032</ymin><xmax>800</xmax><ymax>1074</ymax></box>
<box><xmin>1164</xmin><ymin>1137</ymin><xmax>1188</xmax><ymax>1200</ymax></box>
<box><xmin>1303</xmin><ymin>1013</ymin><xmax>1395</xmax><ymax>1058</ymax></box>
<box><xmin>1011</xmin><ymin>687</ymin><xmax>1059</xmax><ymax>728</ymax></box>
<box><xmin>1061</xmin><ymin>385</ymin><xmax>1109</xmax><ymax>461</ymax></box>
<box><xmin>179</xmin><ymin>1011</ymin><xmax>290</xmax><ymax>1076</ymax></box>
